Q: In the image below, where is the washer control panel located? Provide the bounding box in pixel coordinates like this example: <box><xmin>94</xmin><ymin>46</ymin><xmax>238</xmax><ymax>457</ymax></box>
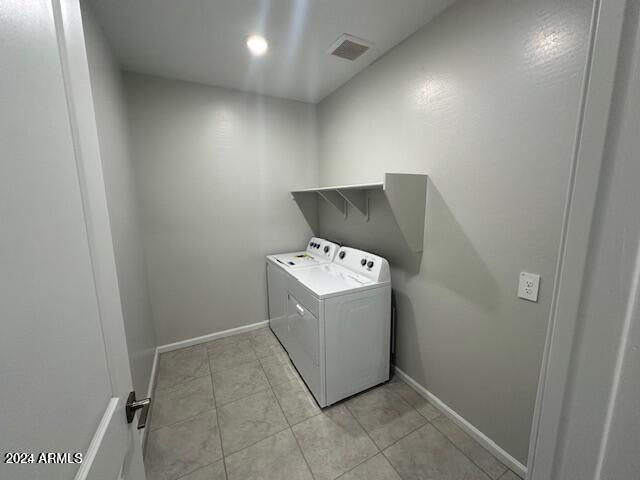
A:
<box><xmin>306</xmin><ymin>237</ymin><xmax>339</xmax><ymax>261</ymax></box>
<box><xmin>334</xmin><ymin>246</ymin><xmax>390</xmax><ymax>282</ymax></box>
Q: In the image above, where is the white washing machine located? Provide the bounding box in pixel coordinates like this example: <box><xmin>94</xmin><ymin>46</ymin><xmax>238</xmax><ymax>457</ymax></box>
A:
<box><xmin>266</xmin><ymin>237</ymin><xmax>339</xmax><ymax>347</ymax></box>
<box><xmin>267</xmin><ymin>245</ymin><xmax>391</xmax><ymax>407</ymax></box>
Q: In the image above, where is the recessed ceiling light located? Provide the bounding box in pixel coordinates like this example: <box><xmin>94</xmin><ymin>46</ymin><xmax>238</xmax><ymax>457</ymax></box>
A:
<box><xmin>246</xmin><ymin>34</ymin><xmax>268</xmax><ymax>56</ymax></box>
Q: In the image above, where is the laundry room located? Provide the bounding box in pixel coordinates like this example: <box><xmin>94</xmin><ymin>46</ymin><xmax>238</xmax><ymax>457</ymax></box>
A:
<box><xmin>3</xmin><ymin>1</ymin><xmax>640</xmax><ymax>480</ymax></box>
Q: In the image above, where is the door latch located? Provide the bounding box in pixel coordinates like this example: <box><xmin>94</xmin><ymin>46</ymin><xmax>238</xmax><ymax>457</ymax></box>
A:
<box><xmin>126</xmin><ymin>391</ymin><xmax>151</xmax><ymax>429</ymax></box>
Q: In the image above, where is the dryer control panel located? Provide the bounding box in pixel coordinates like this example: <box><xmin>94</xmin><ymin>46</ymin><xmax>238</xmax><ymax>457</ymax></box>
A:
<box><xmin>306</xmin><ymin>237</ymin><xmax>340</xmax><ymax>261</ymax></box>
<box><xmin>334</xmin><ymin>246</ymin><xmax>390</xmax><ymax>283</ymax></box>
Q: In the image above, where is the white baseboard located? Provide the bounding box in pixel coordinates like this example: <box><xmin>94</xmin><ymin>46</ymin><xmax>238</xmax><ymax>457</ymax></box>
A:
<box><xmin>156</xmin><ymin>320</ymin><xmax>269</xmax><ymax>354</ymax></box>
<box><xmin>74</xmin><ymin>398</ymin><xmax>119</xmax><ymax>480</ymax></box>
<box><xmin>146</xmin><ymin>347</ymin><xmax>159</xmax><ymax>399</ymax></box>
<box><xmin>394</xmin><ymin>366</ymin><xmax>527</xmax><ymax>479</ymax></box>
<box><xmin>140</xmin><ymin>347</ymin><xmax>159</xmax><ymax>451</ymax></box>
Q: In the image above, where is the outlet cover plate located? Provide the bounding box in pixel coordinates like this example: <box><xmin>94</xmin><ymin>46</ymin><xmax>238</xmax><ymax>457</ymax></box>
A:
<box><xmin>518</xmin><ymin>272</ymin><xmax>540</xmax><ymax>302</ymax></box>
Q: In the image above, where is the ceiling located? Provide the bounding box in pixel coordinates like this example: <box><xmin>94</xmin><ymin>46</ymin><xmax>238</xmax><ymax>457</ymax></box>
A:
<box><xmin>89</xmin><ymin>0</ymin><xmax>454</xmax><ymax>103</ymax></box>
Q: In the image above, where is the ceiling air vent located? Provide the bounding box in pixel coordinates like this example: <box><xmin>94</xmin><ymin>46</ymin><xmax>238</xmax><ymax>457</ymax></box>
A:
<box><xmin>328</xmin><ymin>34</ymin><xmax>372</xmax><ymax>61</ymax></box>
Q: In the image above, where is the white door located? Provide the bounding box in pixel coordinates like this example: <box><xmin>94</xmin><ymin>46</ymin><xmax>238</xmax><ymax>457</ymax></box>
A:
<box><xmin>527</xmin><ymin>0</ymin><xmax>640</xmax><ymax>478</ymax></box>
<box><xmin>0</xmin><ymin>1</ymin><xmax>146</xmax><ymax>479</ymax></box>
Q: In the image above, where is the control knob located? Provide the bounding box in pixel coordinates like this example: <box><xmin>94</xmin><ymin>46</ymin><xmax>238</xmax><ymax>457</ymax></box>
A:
<box><xmin>324</xmin><ymin>246</ymin><xmax>330</xmax><ymax>253</ymax></box>
<box><xmin>361</xmin><ymin>258</ymin><xmax>367</xmax><ymax>266</ymax></box>
<box><xmin>339</xmin><ymin>251</ymin><xmax>346</xmax><ymax>259</ymax></box>
<box><xmin>367</xmin><ymin>261</ymin><xmax>374</xmax><ymax>268</ymax></box>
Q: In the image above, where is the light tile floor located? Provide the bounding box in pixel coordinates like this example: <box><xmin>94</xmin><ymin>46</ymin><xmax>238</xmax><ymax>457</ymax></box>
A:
<box><xmin>145</xmin><ymin>327</ymin><xmax>523</xmax><ymax>480</ymax></box>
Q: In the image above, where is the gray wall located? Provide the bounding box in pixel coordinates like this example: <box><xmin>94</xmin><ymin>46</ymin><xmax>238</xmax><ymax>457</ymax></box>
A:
<box><xmin>124</xmin><ymin>73</ymin><xmax>318</xmax><ymax>345</ymax></box>
<box><xmin>83</xmin><ymin>5</ymin><xmax>157</xmax><ymax>396</ymax></box>
<box><xmin>316</xmin><ymin>0</ymin><xmax>592</xmax><ymax>463</ymax></box>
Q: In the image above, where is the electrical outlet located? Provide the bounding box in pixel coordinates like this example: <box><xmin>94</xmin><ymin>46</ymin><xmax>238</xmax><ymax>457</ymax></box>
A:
<box><xmin>518</xmin><ymin>272</ymin><xmax>540</xmax><ymax>302</ymax></box>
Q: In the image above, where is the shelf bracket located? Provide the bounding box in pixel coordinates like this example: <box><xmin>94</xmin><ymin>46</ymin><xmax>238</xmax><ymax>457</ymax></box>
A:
<box><xmin>317</xmin><ymin>190</ymin><xmax>347</xmax><ymax>218</ymax></box>
<box><xmin>337</xmin><ymin>189</ymin><xmax>369</xmax><ymax>221</ymax></box>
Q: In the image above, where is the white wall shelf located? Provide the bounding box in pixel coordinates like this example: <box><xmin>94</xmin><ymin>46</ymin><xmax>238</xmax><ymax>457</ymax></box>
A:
<box><xmin>291</xmin><ymin>173</ymin><xmax>427</xmax><ymax>252</ymax></box>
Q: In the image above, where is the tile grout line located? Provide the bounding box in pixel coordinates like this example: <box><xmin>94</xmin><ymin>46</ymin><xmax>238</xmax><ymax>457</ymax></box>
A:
<box><xmin>390</xmin><ymin>376</ymin><xmax>507</xmax><ymax>479</ymax></box>
<box><xmin>210</xmin><ymin>369</ymin><xmax>284</xmax><ymax>408</ymax></box>
<box><xmin>149</xmin><ymin>405</ymin><xmax>217</xmax><ymax>433</ymax></box>
<box><xmin>222</xmin><ymin>423</ymin><xmax>292</xmax><ymax>459</ymax></box>
<box><xmin>171</xmin><ymin>461</ymin><xmax>217</xmax><ymax>480</ymax></box>
<box><xmin>380</xmin><ymin>411</ymin><xmax>495</xmax><ymax>480</ymax></box>
<box><xmin>269</xmin><ymin>379</ymin><xmax>317</xmax><ymax>480</ymax></box>
<box><xmin>289</xmin><ymin>429</ymin><xmax>317</xmax><ymax>480</ymax></box>
<box><xmin>333</xmin><ymin>449</ymin><xmax>384</xmax><ymax>480</ymax></box>
<box><xmin>333</xmin><ymin>453</ymin><xmax>380</xmax><ymax>480</ymax></box>
<box><xmin>379</xmin><ymin>449</ymin><xmax>404</xmax><ymax>480</ymax></box>
<box><xmin>146</xmin><ymin>405</ymin><xmax>218</xmax><ymax>436</ymax></box>
<box><xmin>289</xmin><ymin>409</ymin><xmax>323</xmax><ymax>428</ymax></box>
<box><xmin>211</xmin><ymin>370</ymin><xmax>229</xmax><ymax>480</ymax></box>
<box><xmin>429</xmin><ymin>417</ymin><xmax>506</xmax><ymax>480</ymax></box>
<box><xmin>379</xmin><ymin>418</ymin><xmax>427</xmax><ymax>453</ymax></box>
<box><xmin>213</xmin><ymin>385</ymin><xmax>272</xmax><ymax>409</ymax></box>
<box><xmin>374</xmin><ymin>399</ymin><xmax>446</xmax><ymax>479</ymax></box>
<box><xmin>209</xmin><ymin>330</ymin><xmax>279</xmax><ymax>407</ymax></box>
<box><xmin>217</xmin><ymin>347</ymin><xmax>290</xmax><ymax>458</ymax></box>
<box><xmin>150</xmin><ymin>373</ymin><xmax>217</xmax><ymax>432</ymax></box>
<box><xmin>341</xmin><ymin>385</ymin><xmax>434</xmax><ymax>479</ymax></box>
<box><xmin>150</xmin><ymin>367</ymin><xmax>219</xmax><ymax>480</ymax></box>
<box><xmin>155</xmin><ymin>372</ymin><xmax>212</xmax><ymax>394</ymax></box>
<box><xmin>253</xmin><ymin>346</ymin><xmax>318</xmax><ymax>479</ymax></box>
<box><xmin>269</xmin><ymin>355</ymin><xmax>325</xmax><ymax>430</ymax></box>
<box><xmin>339</xmin><ymin>401</ymin><xmax>384</xmax><ymax>476</ymax></box>
<box><xmin>154</xmin><ymin>343</ymin><xmax>211</xmax><ymax>394</ymax></box>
